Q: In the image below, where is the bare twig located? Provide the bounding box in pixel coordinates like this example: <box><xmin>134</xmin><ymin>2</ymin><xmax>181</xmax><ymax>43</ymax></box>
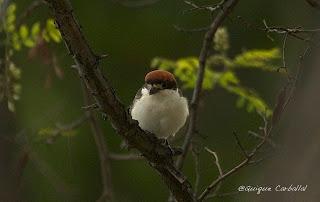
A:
<box><xmin>16</xmin><ymin>0</ymin><xmax>47</xmax><ymax>28</ymax></box>
<box><xmin>81</xmin><ymin>81</ymin><xmax>114</xmax><ymax>202</ymax></box>
<box><xmin>263</xmin><ymin>19</ymin><xmax>320</xmax><ymax>42</ymax></box>
<box><xmin>232</xmin><ymin>132</ymin><xmax>249</xmax><ymax>158</ymax></box>
<box><xmin>45</xmin><ymin>0</ymin><xmax>195</xmax><ymax>201</ymax></box>
<box><xmin>198</xmin><ymin>113</ymin><xmax>273</xmax><ymax>201</ymax></box>
<box><xmin>281</xmin><ymin>32</ymin><xmax>288</xmax><ymax>70</ymax></box>
<box><xmin>204</xmin><ymin>147</ymin><xmax>223</xmax><ymax>198</ymax></box>
<box><xmin>248</xmin><ymin>130</ymin><xmax>277</xmax><ymax>148</ymax></box>
<box><xmin>173</xmin><ymin>24</ymin><xmax>210</xmax><ymax>33</ymax></box>
<box><xmin>191</xmin><ymin>145</ymin><xmax>201</xmax><ymax>197</ymax></box>
<box><xmin>205</xmin><ymin>147</ymin><xmax>223</xmax><ymax>176</ymax></box>
<box><xmin>306</xmin><ymin>0</ymin><xmax>320</xmax><ymax>8</ymax></box>
<box><xmin>108</xmin><ymin>153</ymin><xmax>143</xmax><ymax>161</ymax></box>
<box><xmin>45</xmin><ymin>114</ymin><xmax>89</xmax><ymax>144</ymax></box>
<box><xmin>182</xmin><ymin>0</ymin><xmax>224</xmax><ymax>14</ymax></box>
<box><xmin>236</xmin><ymin>16</ymin><xmax>320</xmax><ymax>43</ymax></box>
<box><xmin>175</xmin><ymin>0</ymin><xmax>240</xmax><ymax>171</ymax></box>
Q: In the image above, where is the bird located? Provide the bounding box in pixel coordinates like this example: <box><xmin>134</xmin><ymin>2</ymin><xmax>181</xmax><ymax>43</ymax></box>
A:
<box><xmin>130</xmin><ymin>70</ymin><xmax>189</xmax><ymax>139</ymax></box>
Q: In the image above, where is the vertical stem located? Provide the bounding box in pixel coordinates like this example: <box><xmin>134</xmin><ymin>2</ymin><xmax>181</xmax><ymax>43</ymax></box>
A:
<box><xmin>81</xmin><ymin>82</ymin><xmax>114</xmax><ymax>202</ymax></box>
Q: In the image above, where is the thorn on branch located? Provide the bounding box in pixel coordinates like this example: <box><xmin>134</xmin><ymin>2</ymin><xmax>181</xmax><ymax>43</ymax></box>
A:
<box><xmin>82</xmin><ymin>103</ymin><xmax>100</xmax><ymax>111</ymax></box>
<box><xmin>96</xmin><ymin>54</ymin><xmax>109</xmax><ymax>61</ymax></box>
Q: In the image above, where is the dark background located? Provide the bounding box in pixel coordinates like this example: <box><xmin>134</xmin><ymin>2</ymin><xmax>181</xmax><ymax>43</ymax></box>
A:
<box><xmin>1</xmin><ymin>0</ymin><xmax>319</xmax><ymax>201</ymax></box>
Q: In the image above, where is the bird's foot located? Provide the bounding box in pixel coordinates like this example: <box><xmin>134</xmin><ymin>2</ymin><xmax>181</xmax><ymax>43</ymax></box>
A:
<box><xmin>159</xmin><ymin>138</ymin><xmax>182</xmax><ymax>156</ymax></box>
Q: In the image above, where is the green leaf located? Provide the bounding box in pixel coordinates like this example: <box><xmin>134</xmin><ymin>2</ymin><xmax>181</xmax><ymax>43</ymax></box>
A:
<box><xmin>31</xmin><ymin>22</ymin><xmax>41</xmax><ymax>38</ymax></box>
<box><xmin>19</xmin><ymin>25</ymin><xmax>36</xmax><ymax>47</ymax></box>
<box><xmin>5</xmin><ymin>3</ymin><xmax>17</xmax><ymax>32</ymax></box>
<box><xmin>46</xmin><ymin>19</ymin><xmax>61</xmax><ymax>43</ymax></box>
<box><xmin>42</xmin><ymin>30</ymin><xmax>51</xmax><ymax>42</ymax></box>
<box><xmin>19</xmin><ymin>25</ymin><xmax>29</xmax><ymax>39</ymax></box>
<box><xmin>222</xmin><ymin>84</ymin><xmax>272</xmax><ymax>117</ymax></box>
<box><xmin>12</xmin><ymin>33</ymin><xmax>21</xmax><ymax>50</ymax></box>
<box><xmin>233</xmin><ymin>48</ymin><xmax>280</xmax><ymax>71</ymax></box>
<box><xmin>236</xmin><ymin>97</ymin><xmax>246</xmax><ymax>108</ymax></box>
<box><xmin>23</xmin><ymin>39</ymin><xmax>35</xmax><ymax>47</ymax></box>
<box><xmin>6</xmin><ymin>3</ymin><xmax>16</xmax><ymax>14</ymax></box>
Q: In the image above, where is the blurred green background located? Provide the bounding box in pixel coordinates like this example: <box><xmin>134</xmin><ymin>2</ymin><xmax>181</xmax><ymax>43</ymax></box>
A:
<box><xmin>1</xmin><ymin>0</ymin><xmax>319</xmax><ymax>201</ymax></box>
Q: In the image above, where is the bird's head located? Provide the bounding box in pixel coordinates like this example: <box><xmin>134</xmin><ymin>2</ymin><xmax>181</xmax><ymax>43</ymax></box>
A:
<box><xmin>145</xmin><ymin>70</ymin><xmax>177</xmax><ymax>95</ymax></box>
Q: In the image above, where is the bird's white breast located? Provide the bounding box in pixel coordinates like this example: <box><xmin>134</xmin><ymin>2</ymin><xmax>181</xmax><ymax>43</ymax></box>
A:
<box><xmin>131</xmin><ymin>88</ymin><xmax>189</xmax><ymax>138</ymax></box>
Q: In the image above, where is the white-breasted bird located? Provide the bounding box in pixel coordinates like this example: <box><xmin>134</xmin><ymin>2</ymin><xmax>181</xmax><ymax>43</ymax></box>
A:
<box><xmin>130</xmin><ymin>70</ymin><xmax>189</xmax><ymax>139</ymax></box>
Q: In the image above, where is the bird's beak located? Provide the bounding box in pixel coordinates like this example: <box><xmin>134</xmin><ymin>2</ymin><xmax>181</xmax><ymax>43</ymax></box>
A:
<box><xmin>149</xmin><ymin>86</ymin><xmax>160</xmax><ymax>95</ymax></box>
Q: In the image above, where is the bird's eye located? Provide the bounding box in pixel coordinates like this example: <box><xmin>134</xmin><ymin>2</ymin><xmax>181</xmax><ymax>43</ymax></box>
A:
<box><xmin>161</xmin><ymin>83</ymin><xmax>167</xmax><ymax>89</ymax></box>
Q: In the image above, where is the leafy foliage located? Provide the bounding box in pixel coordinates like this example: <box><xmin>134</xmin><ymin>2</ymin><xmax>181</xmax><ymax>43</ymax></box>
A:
<box><xmin>0</xmin><ymin>2</ymin><xmax>62</xmax><ymax>112</ymax></box>
<box><xmin>151</xmin><ymin>27</ymin><xmax>280</xmax><ymax>116</ymax></box>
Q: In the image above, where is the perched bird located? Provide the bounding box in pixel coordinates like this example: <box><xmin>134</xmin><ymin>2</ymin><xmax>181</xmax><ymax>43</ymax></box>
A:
<box><xmin>130</xmin><ymin>70</ymin><xmax>189</xmax><ymax>139</ymax></box>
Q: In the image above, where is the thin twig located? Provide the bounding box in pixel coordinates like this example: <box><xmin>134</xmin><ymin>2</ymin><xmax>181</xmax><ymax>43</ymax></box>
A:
<box><xmin>16</xmin><ymin>0</ymin><xmax>47</xmax><ymax>28</ymax></box>
<box><xmin>198</xmin><ymin>113</ymin><xmax>273</xmax><ymax>201</ymax></box>
<box><xmin>281</xmin><ymin>32</ymin><xmax>288</xmax><ymax>69</ymax></box>
<box><xmin>232</xmin><ymin>131</ymin><xmax>249</xmax><ymax>158</ymax></box>
<box><xmin>108</xmin><ymin>153</ymin><xmax>143</xmax><ymax>161</ymax></box>
<box><xmin>45</xmin><ymin>114</ymin><xmax>89</xmax><ymax>144</ymax></box>
<box><xmin>204</xmin><ymin>147</ymin><xmax>223</xmax><ymax>198</ymax></box>
<box><xmin>262</xmin><ymin>19</ymin><xmax>320</xmax><ymax>42</ymax></box>
<box><xmin>173</xmin><ymin>24</ymin><xmax>210</xmax><ymax>33</ymax></box>
<box><xmin>175</xmin><ymin>0</ymin><xmax>240</xmax><ymax>171</ymax></box>
<box><xmin>248</xmin><ymin>130</ymin><xmax>277</xmax><ymax>148</ymax></box>
<box><xmin>81</xmin><ymin>81</ymin><xmax>114</xmax><ymax>202</ymax></box>
<box><xmin>205</xmin><ymin>147</ymin><xmax>223</xmax><ymax>176</ymax></box>
<box><xmin>236</xmin><ymin>16</ymin><xmax>320</xmax><ymax>43</ymax></box>
<box><xmin>183</xmin><ymin>0</ymin><xmax>224</xmax><ymax>14</ymax></box>
<box><xmin>191</xmin><ymin>145</ymin><xmax>201</xmax><ymax>197</ymax></box>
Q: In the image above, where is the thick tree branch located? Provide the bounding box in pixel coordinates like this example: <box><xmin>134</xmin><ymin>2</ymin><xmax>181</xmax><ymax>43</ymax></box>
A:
<box><xmin>45</xmin><ymin>0</ymin><xmax>194</xmax><ymax>201</ymax></box>
<box><xmin>175</xmin><ymin>0</ymin><xmax>240</xmax><ymax>170</ymax></box>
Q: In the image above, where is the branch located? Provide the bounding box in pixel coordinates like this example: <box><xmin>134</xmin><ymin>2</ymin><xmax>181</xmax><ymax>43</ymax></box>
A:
<box><xmin>45</xmin><ymin>0</ymin><xmax>194</xmax><ymax>201</ymax></box>
<box><xmin>45</xmin><ymin>114</ymin><xmax>89</xmax><ymax>144</ymax></box>
<box><xmin>198</xmin><ymin>86</ymin><xmax>298</xmax><ymax>201</ymax></box>
<box><xmin>191</xmin><ymin>145</ymin><xmax>201</xmax><ymax>197</ymax></box>
<box><xmin>81</xmin><ymin>82</ymin><xmax>114</xmax><ymax>202</ymax></box>
<box><xmin>175</xmin><ymin>0</ymin><xmax>240</xmax><ymax>171</ymax></box>
<box><xmin>262</xmin><ymin>19</ymin><xmax>320</xmax><ymax>42</ymax></box>
<box><xmin>182</xmin><ymin>0</ymin><xmax>223</xmax><ymax>14</ymax></box>
<box><xmin>108</xmin><ymin>153</ymin><xmax>143</xmax><ymax>161</ymax></box>
<box><xmin>204</xmin><ymin>147</ymin><xmax>223</xmax><ymax>198</ymax></box>
<box><xmin>16</xmin><ymin>0</ymin><xmax>47</xmax><ymax>28</ymax></box>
